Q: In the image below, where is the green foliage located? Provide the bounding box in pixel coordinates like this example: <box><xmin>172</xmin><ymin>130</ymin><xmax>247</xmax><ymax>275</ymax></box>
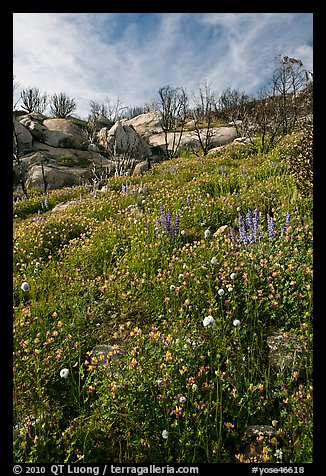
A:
<box><xmin>57</xmin><ymin>156</ymin><xmax>76</xmax><ymax>167</ymax></box>
<box><xmin>286</xmin><ymin>126</ymin><xmax>313</xmax><ymax>197</ymax></box>
<box><xmin>57</xmin><ymin>155</ymin><xmax>90</xmax><ymax>168</ymax></box>
<box><xmin>13</xmin><ymin>133</ymin><xmax>312</xmax><ymax>463</ymax></box>
<box><xmin>69</xmin><ymin>117</ymin><xmax>89</xmax><ymax>129</ymax></box>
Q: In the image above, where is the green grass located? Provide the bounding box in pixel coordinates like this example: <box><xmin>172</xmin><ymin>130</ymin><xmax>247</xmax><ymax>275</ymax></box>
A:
<box><xmin>13</xmin><ymin>133</ymin><xmax>312</xmax><ymax>463</ymax></box>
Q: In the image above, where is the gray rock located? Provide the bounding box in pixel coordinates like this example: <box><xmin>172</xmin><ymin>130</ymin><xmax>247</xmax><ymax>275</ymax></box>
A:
<box><xmin>13</xmin><ymin>121</ymin><xmax>34</xmax><ymax>154</ymax></box>
<box><xmin>233</xmin><ymin>136</ymin><xmax>251</xmax><ymax>144</ymax></box>
<box><xmin>87</xmin><ymin>143</ymin><xmax>100</xmax><ymax>152</ymax></box>
<box><xmin>26</xmin><ymin>163</ymin><xmax>91</xmax><ymax>189</ymax></box>
<box><xmin>121</xmin><ymin>111</ymin><xmax>162</xmax><ymax>138</ymax></box>
<box><xmin>28</xmin><ymin>121</ymin><xmax>45</xmax><ymax>140</ymax></box>
<box><xmin>98</xmin><ymin>122</ymin><xmax>151</xmax><ymax>159</ymax></box>
<box><xmin>43</xmin><ymin>118</ymin><xmax>88</xmax><ymax>149</ymax></box>
<box><xmin>89</xmin><ymin>344</ymin><xmax>126</xmax><ymax>373</ymax></box>
<box><xmin>43</xmin><ymin>129</ymin><xmax>75</xmax><ymax>148</ymax></box>
<box><xmin>17</xmin><ymin>115</ymin><xmax>45</xmax><ymax>141</ymax></box>
<box><xmin>51</xmin><ymin>200</ymin><xmax>79</xmax><ymax>213</ymax></box>
<box><xmin>95</xmin><ymin>114</ymin><xmax>112</xmax><ymax>127</ymax></box>
<box><xmin>267</xmin><ymin>331</ymin><xmax>303</xmax><ymax>370</ymax></box>
<box><xmin>29</xmin><ymin>112</ymin><xmax>46</xmax><ymax>122</ymax></box>
<box><xmin>132</xmin><ymin>160</ymin><xmax>150</xmax><ymax>176</ymax></box>
<box><xmin>18</xmin><ymin>116</ymin><xmax>32</xmax><ymax>127</ymax></box>
<box><xmin>147</xmin><ymin>126</ymin><xmax>238</xmax><ymax>154</ymax></box>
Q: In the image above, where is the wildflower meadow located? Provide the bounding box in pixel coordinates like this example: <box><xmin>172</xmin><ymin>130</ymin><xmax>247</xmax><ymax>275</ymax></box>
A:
<box><xmin>13</xmin><ymin>132</ymin><xmax>313</xmax><ymax>463</ymax></box>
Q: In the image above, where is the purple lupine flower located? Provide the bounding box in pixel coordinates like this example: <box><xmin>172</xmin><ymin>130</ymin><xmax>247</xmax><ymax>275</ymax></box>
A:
<box><xmin>238</xmin><ymin>213</ymin><xmax>249</xmax><ymax>244</ymax></box>
<box><xmin>242</xmin><ymin>165</ymin><xmax>247</xmax><ymax>176</ymax></box>
<box><xmin>173</xmin><ymin>212</ymin><xmax>180</xmax><ymax>237</ymax></box>
<box><xmin>252</xmin><ymin>208</ymin><xmax>259</xmax><ymax>242</ymax></box>
<box><xmin>157</xmin><ymin>205</ymin><xmax>180</xmax><ymax>239</ymax></box>
<box><xmin>253</xmin><ymin>209</ymin><xmax>259</xmax><ymax>228</ymax></box>
<box><xmin>285</xmin><ymin>211</ymin><xmax>291</xmax><ymax>233</ymax></box>
<box><xmin>187</xmin><ymin>196</ymin><xmax>191</xmax><ymax>206</ymax></box>
<box><xmin>164</xmin><ymin>210</ymin><xmax>172</xmax><ymax>232</ymax></box>
<box><xmin>43</xmin><ymin>196</ymin><xmax>48</xmax><ymax>209</ymax></box>
<box><xmin>267</xmin><ymin>214</ymin><xmax>275</xmax><ymax>238</ymax></box>
<box><xmin>281</xmin><ymin>211</ymin><xmax>291</xmax><ymax>237</ymax></box>
<box><xmin>246</xmin><ymin>210</ymin><xmax>254</xmax><ymax>233</ymax></box>
<box><xmin>230</xmin><ymin>228</ymin><xmax>237</xmax><ymax>244</ymax></box>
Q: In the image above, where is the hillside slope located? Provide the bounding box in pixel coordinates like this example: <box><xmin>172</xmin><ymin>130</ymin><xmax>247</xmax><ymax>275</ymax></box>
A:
<box><xmin>13</xmin><ymin>136</ymin><xmax>313</xmax><ymax>464</ymax></box>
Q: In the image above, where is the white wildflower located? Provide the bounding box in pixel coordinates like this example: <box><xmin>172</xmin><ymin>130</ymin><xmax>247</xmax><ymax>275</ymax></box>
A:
<box><xmin>218</xmin><ymin>288</ymin><xmax>225</xmax><ymax>296</ymax></box>
<box><xmin>21</xmin><ymin>282</ymin><xmax>30</xmax><ymax>292</ymax></box>
<box><xmin>60</xmin><ymin>368</ymin><xmax>69</xmax><ymax>379</ymax></box>
<box><xmin>227</xmin><ymin>286</ymin><xmax>233</xmax><ymax>292</ymax></box>
<box><xmin>210</xmin><ymin>256</ymin><xmax>218</xmax><ymax>265</ymax></box>
<box><xmin>230</xmin><ymin>272</ymin><xmax>236</xmax><ymax>280</ymax></box>
<box><xmin>162</xmin><ymin>430</ymin><xmax>169</xmax><ymax>439</ymax></box>
<box><xmin>179</xmin><ymin>396</ymin><xmax>186</xmax><ymax>404</ymax></box>
<box><xmin>204</xmin><ymin>229</ymin><xmax>211</xmax><ymax>239</ymax></box>
<box><xmin>274</xmin><ymin>449</ymin><xmax>283</xmax><ymax>463</ymax></box>
<box><xmin>233</xmin><ymin>319</ymin><xmax>241</xmax><ymax>327</ymax></box>
<box><xmin>203</xmin><ymin>315</ymin><xmax>216</xmax><ymax>328</ymax></box>
<box><xmin>169</xmin><ymin>285</ymin><xmax>176</xmax><ymax>291</ymax></box>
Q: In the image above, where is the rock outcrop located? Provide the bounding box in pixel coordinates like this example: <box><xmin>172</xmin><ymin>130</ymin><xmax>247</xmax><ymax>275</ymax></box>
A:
<box><xmin>13</xmin><ymin>113</ymin><xmax>152</xmax><ymax>190</ymax></box>
<box><xmin>97</xmin><ymin>121</ymin><xmax>152</xmax><ymax>159</ymax></box>
<box><xmin>13</xmin><ymin>120</ymin><xmax>34</xmax><ymax>155</ymax></box>
<box><xmin>132</xmin><ymin>160</ymin><xmax>150</xmax><ymax>176</ymax></box>
<box><xmin>43</xmin><ymin>118</ymin><xmax>88</xmax><ymax>149</ymax></box>
<box><xmin>13</xmin><ymin>111</ymin><xmax>242</xmax><ymax>190</ymax></box>
<box><xmin>121</xmin><ymin>111</ymin><xmax>162</xmax><ymax>138</ymax></box>
<box><xmin>121</xmin><ymin>112</ymin><xmax>239</xmax><ymax>153</ymax></box>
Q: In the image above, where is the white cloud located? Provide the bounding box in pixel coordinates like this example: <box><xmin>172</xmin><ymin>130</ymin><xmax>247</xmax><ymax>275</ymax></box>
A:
<box><xmin>13</xmin><ymin>13</ymin><xmax>313</xmax><ymax>119</ymax></box>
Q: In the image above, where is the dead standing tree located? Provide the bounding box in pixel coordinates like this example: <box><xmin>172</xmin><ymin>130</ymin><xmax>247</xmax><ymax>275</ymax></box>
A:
<box><xmin>13</xmin><ymin>119</ymin><xmax>29</xmax><ymax>198</ymax></box>
<box><xmin>218</xmin><ymin>86</ymin><xmax>250</xmax><ymax>135</ymax></box>
<box><xmin>190</xmin><ymin>82</ymin><xmax>218</xmax><ymax>157</ymax></box>
<box><xmin>218</xmin><ymin>56</ymin><xmax>313</xmax><ymax>154</ymax></box>
<box><xmin>96</xmin><ymin>126</ymin><xmax>139</xmax><ymax>178</ymax></box>
<box><xmin>271</xmin><ymin>55</ymin><xmax>313</xmax><ymax>135</ymax></box>
<box><xmin>20</xmin><ymin>87</ymin><xmax>48</xmax><ymax>114</ymax></box>
<box><xmin>158</xmin><ymin>85</ymin><xmax>188</xmax><ymax>160</ymax></box>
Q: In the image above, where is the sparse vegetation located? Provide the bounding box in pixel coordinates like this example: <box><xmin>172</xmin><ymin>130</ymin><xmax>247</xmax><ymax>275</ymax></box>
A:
<box><xmin>50</xmin><ymin>92</ymin><xmax>77</xmax><ymax>119</ymax></box>
<box><xmin>20</xmin><ymin>87</ymin><xmax>48</xmax><ymax>114</ymax></box>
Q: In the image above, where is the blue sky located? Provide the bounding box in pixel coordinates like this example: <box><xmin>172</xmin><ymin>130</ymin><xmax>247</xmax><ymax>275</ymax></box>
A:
<box><xmin>13</xmin><ymin>13</ymin><xmax>313</xmax><ymax>119</ymax></box>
